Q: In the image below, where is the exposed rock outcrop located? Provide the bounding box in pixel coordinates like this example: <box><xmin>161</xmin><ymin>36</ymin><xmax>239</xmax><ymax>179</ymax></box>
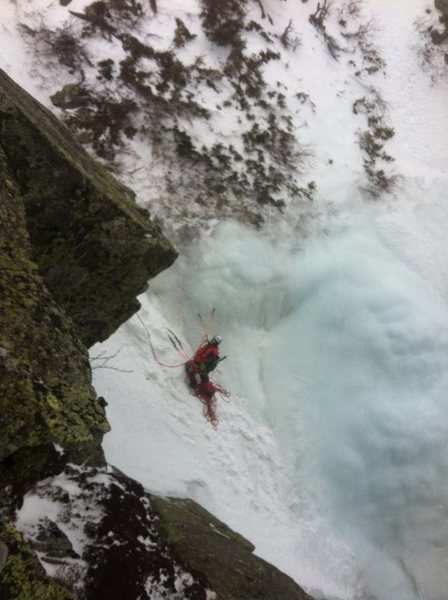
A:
<box><xmin>0</xmin><ymin>524</ymin><xmax>76</xmax><ymax>600</ymax></box>
<box><xmin>13</xmin><ymin>466</ymin><xmax>211</xmax><ymax>600</ymax></box>
<box><xmin>0</xmin><ymin>68</ymin><xmax>177</xmax><ymax>348</ymax></box>
<box><xmin>50</xmin><ymin>84</ymin><xmax>91</xmax><ymax>110</ymax></box>
<box><xmin>0</xmin><ymin>64</ymin><xmax>176</xmax><ymax>498</ymax></box>
<box><xmin>13</xmin><ymin>465</ymin><xmax>314</xmax><ymax>600</ymax></box>
<box><xmin>0</xmin><ymin>541</ymin><xmax>8</xmax><ymax>574</ymax></box>
<box><xmin>0</xmin><ymin>68</ymin><xmax>177</xmax><ymax>597</ymax></box>
<box><xmin>151</xmin><ymin>495</ymin><xmax>314</xmax><ymax>600</ymax></box>
<box><xmin>0</xmin><ymin>141</ymin><xmax>108</xmax><ymax>497</ymax></box>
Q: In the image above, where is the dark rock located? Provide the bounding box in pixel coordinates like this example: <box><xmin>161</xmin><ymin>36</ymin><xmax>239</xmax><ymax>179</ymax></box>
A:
<box><xmin>97</xmin><ymin>396</ymin><xmax>108</xmax><ymax>408</ymax></box>
<box><xmin>0</xmin><ymin>541</ymin><xmax>8</xmax><ymax>573</ymax></box>
<box><xmin>0</xmin><ymin>143</ymin><xmax>109</xmax><ymax>470</ymax></box>
<box><xmin>15</xmin><ymin>465</ymin><xmax>211</xmax><ymax>600</ymax></box>
<box><xmin>34</xmin><ymin>518</ymin><xmax>79</xmax><ymax>560</ymax></box>
<box><xmin>430</xmin><ymin>27</ymin><xmax>448</xmax><ymax>44</ymax></box>
<box><xmin>0</xmin><ymin>68</ymin><xmax>177</xmax><ymax>347</ymax></box>
<box><xmin>150</xmin><ymin>495</ymin><xmax>315</xmax><ymax>600</ymax></box>
<box><xmin>50</xmin><ymin>84</ymin><xmax>91</xmax><ymax>109</ymax></box>
<box><xmin>0</xmin><ymin>523</ymin><xmax>76</xmax><ymax>599</ymax></box>
<box><xmin>11</xmin><ymin>464</ymin><xmax>316</xmax><ymax>599</ymax></box>
<box><xmin>60</xmin><ymin>0</ymin><xmax>73</xmax><ymax>5</ymax></box>
<box><xmin>82</xmin><ymin>468</ymin><xmax>210</xmax><ymax>600</ymax></box>
<box><xmin>435</xmin><ymin>0</ymin><xmax>448</xmax><ymax>17</ymax></box>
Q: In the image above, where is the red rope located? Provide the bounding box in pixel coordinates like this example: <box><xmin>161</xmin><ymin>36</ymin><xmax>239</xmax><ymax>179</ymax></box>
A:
<box><xmin>192</xmin><ymin>380</ymin><xmax>230</xmax><ymax>429</ymax></box>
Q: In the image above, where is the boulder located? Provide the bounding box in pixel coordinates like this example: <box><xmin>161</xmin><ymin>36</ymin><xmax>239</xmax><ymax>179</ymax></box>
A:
<box><xmin>50</xmin><ymin>84</ymin><xmax>91</xmax><ymax>109</ymax></box>
<box><xmin>0</xmin><ymin>68</ymin><xmax>177</xmax><ymax>347</ymax></box>
<box><xmin>0</xmin><ymin>523</ymin><xmax>76</xmax><ymax>600</ymax></box>
<box><xmin>33</xmin><ymin>519</ymin><xmax>80</xmax><ymax>562</ymax></box>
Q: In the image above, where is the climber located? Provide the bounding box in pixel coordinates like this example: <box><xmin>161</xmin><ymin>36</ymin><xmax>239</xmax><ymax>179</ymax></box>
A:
<box><xmin>185</xmin><ymin>334</ymin><xmax>230</xmax><ymax>429</ymax></box>
<box><xmin>186</xmin><ymin>335</ymin><xmax>223</xmax><ymax>390</ymax></box>
<box><xmin>139</xmin><ymin>312</ymin><xmax>229</xmax><ymax>428</ymax></box>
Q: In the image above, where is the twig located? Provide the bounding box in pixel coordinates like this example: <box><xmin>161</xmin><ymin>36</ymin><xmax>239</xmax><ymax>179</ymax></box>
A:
<box><xmin>91</xmin><ymin>346</ymin><xmax>133</xmax><ymax>372</ymax></box>
<box><xmin>256</xmin><ymin>0</ymin><xmax>266</xmax><ymax>18</ymax></box>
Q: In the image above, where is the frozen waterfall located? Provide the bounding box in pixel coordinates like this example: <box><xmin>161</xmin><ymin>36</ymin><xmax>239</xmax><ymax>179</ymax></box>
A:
<box><xmin>94</xmin><ymin>197</ymin><xmax>448</xmax><ymax>600</ymax></box>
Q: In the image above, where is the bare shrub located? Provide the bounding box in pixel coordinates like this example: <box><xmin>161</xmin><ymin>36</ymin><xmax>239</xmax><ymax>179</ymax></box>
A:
<box><xmin>21</xmin><ymin>0</ymin><xmax>315</xmax><ymax>221</ymax></box>
<box><xmin>414</xmin><ymin>12</ymin><xmax>448</xmax><ymax>84</ymax></box>
<box><xmin>64</xmin><ymin>97</ymin><xmax>139</xmax><ymax>160</ymax></box>
<box><xmin>280</xmin><ymin>20</ymin><xmax>301</xmax><ymax>51</ymax></box>
<box><xmin>353</xmin><ymin>91</ymin><xmax>397</xmax><ymax>197</ymax></box>
<box><xmin>309</xmin><ymin>0</ymin><xmax>343</xmax><ymax>60</ymax></box>
<box><xmin>90</xmin><ymin>347</ymin><xmax>133</xmax><ymax>373</ymax></box>
<box><xmin>200</xmin><ymin>0</ymin><xmax>247</xmax><ymax>46</ymax></box>
<box><xmin>173</xmin><ymin>18</ymin><xmax>196</xmax><ymax>48</ymax></box>
<box><xmin>72</xmin><ymin>0</ymin><xmax>144</xmax><ymax>31</ymax></box>
<box><xmin>20</xmin><ymin>22</ymin><xmax>91</xmax><ymax>74</ymax></box>
<box><xmin>344</xmin><ymin>0</ymin><xmax>361</xmax><ymax>18</ymax></box>
<box><xmin>338</xmin><ymin>1</ymin><xmax>385</xmax><ymax>75</ymax></box>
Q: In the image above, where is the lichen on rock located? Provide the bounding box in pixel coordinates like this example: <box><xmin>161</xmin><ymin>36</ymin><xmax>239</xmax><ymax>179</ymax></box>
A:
<box><xmin>0</xmin><ymin>523</ymin><xmax>76</xmax><ymax>600</ymax></box>
<box><xmin>0</xmin><ymin>142</ymin><xmax>109</xmax><ymax>471</ymax></box>
<box><xmin>14</xmin><ymin>465</ymin><xmax>212</xmax><ymax>600</ymax></box>
<box><xmin>150</xmin><ymin>495</ymin><xmax>314</xmax><ymax>600</ymax></box>
<box><xmin>0</xmin><ymin>64</ymin><xmax>178</xmax><ymax>499</ymax></box>
<box><xmin>0</xmin><ymin>67</ymin><xmax>181</xmax><ymax>596</ymax></box>
<box><xmin>0</xmin><ymin>67</ymin><xmax>177</xmax><ymax>348</ymax></box>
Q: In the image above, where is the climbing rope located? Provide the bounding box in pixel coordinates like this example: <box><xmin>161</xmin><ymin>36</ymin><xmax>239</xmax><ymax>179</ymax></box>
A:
<box><xmin>137</xmin><ymin>314</ymin><xmax>187</xmax><ymax>368</ymax></box>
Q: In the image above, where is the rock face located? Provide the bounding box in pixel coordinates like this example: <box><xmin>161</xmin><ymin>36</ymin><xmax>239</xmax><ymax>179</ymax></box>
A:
<box><xmin>0</xmin><ymin>68</ymin><xmax>177</xmax><ymax>348</ymax></box>
<box><xmin>151</xmin><ymin>496</ymin><xmax>314</xmax><ymax>600</ymax></box>
<box><xmin>0</xmin><ymin>141</ymin><xmax>108</xmax><ymax>486</ymax></box>
<box><xmin>0</xmin><ymin>69</ymin><xmax>177</xmax><ymax>598</ymax></box>
<box><xmin>13</xmin><ymin>465</ymin><xmax>314</xmax><ymax>600</ymax></box>
<box><xmin>0</xmin><ymin>524</ymin><xmax>77</xmax><ymax>600</ymax></box>
<box><xmin>12</xmin><ymin>466</ymin><xmax>212</xmax><ymax>600</ymax></box>
<box><xmin>0</xmin><ymin>541</ymin><xmax>8</xmax><ymax>574</ymax></box>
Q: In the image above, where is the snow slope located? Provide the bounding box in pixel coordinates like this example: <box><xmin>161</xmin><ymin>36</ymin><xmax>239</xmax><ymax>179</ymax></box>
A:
<box><xmin>3</xmin><ymin>0</ymin><xmax>448</xmax><ymax>599</ymax></box>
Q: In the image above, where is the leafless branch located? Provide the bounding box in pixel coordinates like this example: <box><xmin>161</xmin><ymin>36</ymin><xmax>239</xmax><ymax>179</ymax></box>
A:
<box><xmin>91</xmin><ymin>346</ymin><xmax>133</xmax><ymax>372</ymax></box>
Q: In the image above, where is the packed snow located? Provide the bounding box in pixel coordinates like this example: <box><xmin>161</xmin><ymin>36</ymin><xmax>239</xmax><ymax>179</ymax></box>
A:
<box><xmin>3</xmin><ymin>0</ymin><xmax>448</xmax><ymax>598</ymax></box>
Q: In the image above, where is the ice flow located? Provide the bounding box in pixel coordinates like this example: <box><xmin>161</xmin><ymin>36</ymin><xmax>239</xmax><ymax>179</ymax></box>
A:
<box><xmin>149</xmin><ymin>219</ymin><xmax>448</xmax><ymax>600</ymax></box>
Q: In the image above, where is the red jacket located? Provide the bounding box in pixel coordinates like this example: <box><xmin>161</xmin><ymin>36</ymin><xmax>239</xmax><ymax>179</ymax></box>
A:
<box><xmin>192</xmin><ymin>343</ymin><xmax>220</xmax><ymax>373</ymax></box>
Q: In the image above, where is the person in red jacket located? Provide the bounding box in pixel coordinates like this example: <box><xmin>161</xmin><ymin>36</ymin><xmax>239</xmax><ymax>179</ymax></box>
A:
<box><xmin>186</xmin><ymin>335</ymin><xmax>222</xmax><ymax>389</ymax></box>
